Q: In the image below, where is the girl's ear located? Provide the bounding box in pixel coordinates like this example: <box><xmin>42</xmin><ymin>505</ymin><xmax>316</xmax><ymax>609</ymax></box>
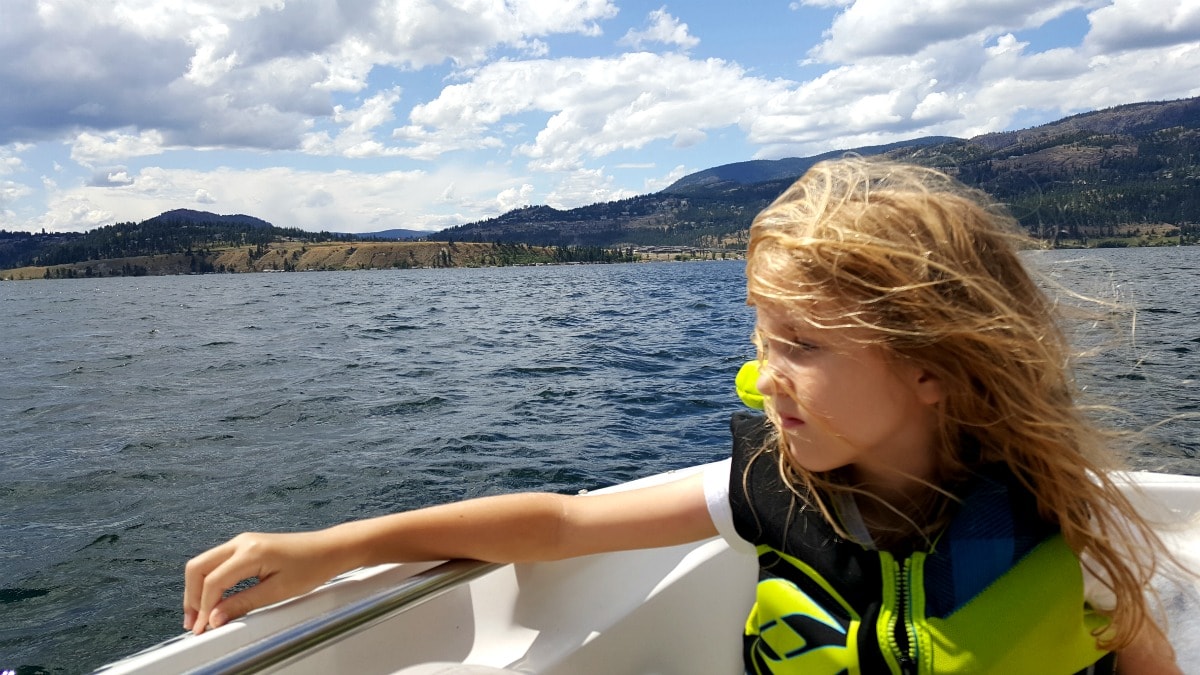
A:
<box><xmin>911</xmin><ymin>368</ymin><xmax>944</xmax><ymax>407</ymax></box>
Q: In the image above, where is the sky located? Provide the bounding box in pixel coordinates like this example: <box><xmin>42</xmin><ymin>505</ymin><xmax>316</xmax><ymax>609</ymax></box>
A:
<box><xmin>1</xmin><ymin>1</ymin><xmax>1199</xmax><ymax>235</ymax></box>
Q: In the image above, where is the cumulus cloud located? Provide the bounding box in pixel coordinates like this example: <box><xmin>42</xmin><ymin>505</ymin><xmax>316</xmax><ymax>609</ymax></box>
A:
<box><xmin>33</xmin><ymin>163</ymin><xmax>526</xmax><ymax>233</ymax></box>
<box><xmin>1084</xmin><ymin>0</ymin><xmax>1200</xmax><ymax>52</ymax></box>
<box><xmin>71</xmin><ymin>130</ymin><xmax>166</xmax><ymax>168</ymax></box>
<box><xmin>619</xmin><ymin>8</ymin><xmax>699</xmax><ymax>50</ymax></box>
<box><xmin>0</xmin><ymin>3</ymin><xmax>199</xmax><ymax>143</ymax></box>
<box><xmin>643</xmin><ymin>164</ymin><xmax>690</xmax><ymax>192</ymax></box>
<box><xmin>0</xmin><ymin>181</ymin><xmax>33</xmax><ymax>210</ymax></box>
<box><xmin>496</xmin><ymin>183</ymin><xmax>536</xmax><ymax>211</ymax></box>
<box><xmin>745</xmin><ymin>0</ymin><xmax>1200</xmax><ymax>158</ymax></box>
<box><xmin>0</xmin><ymin>146</ymin><xmax>26</xmax><ymax>176</ymax></box>
<box><xmin>808</xmin><ymin>0</ymin><xmax>1091</xmax><ymax>62</ymax></box>
<box><xmin>303</xmin><ymin>189</ymin><xmax>334</xmax><ymax>208</ymax></box>
<box><xmin>545</xmin><ymin>168</ymin><xmax>638</xmax><ymax>209</ymax></box>
<box><xmin>406</xmin><ymin>53</ymin><xmax>786</xmax><ymax>170</ymax></box>
<box><xmin>37</xmin><ymin>196</ymin><xmax>118</xmax><ymax>233</ymax></box>
<box><xmin>672</xmin><ymin>129</ymin><xmax>707</xmax><ymax>148</ymax></box>
<box><xmin>388</xmin><ymin>123</ymin><xmax>506</xmax><ymax>160</ymax></box>
<box><xmin>793</xmin><ymin>0</ymin><xmax>853</xmax><ymax>8</ymax></box>
<box><xmin>6</xmin><ymin>1</ymin><xmax>1200</xmax><ymax>234</ymax></box>
<box><xmin>87</xmin><ymin>169</ymin><xmax>135</xmax><ymax>187</ymax></box>
<box><xmin>302</xmin><ymin>87</ymin><xmax>405</xmax><ymax>157</ymax></box>
<box><xmin>0</xmin><ymin>0</ymin><xmax>620</xmax><ymax>150</ymax></box>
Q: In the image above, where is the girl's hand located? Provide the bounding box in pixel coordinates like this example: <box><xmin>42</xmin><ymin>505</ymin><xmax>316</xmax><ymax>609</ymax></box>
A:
<box><xmin>183</xmin><ymin>531</ymin><xmax>345</xmax><ymax>635</ymax></box>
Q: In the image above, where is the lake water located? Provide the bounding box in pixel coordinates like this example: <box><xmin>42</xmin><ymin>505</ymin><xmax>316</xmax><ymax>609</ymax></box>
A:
<box><xmin>2</xmin><ymin>250</ymin><xmax>1198</xmax><ymax>674</ymax></box>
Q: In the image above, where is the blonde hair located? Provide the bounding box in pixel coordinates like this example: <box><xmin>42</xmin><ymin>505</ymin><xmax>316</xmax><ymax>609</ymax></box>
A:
<box><xmin>746</xmin><ymin>156</ymin><xmax>1165</xmax><ymax>650</ymax></box>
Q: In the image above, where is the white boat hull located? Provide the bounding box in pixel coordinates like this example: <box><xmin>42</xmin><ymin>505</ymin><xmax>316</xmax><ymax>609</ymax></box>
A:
<box><xmin>97</xmin><ymin>467</ymin><xmax>1200</xmax><ymax>674</ymax></box>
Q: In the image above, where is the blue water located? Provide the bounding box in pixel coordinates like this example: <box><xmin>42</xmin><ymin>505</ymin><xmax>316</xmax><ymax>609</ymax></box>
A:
<box><xmin>1</xmin><ymin>251</ymin><xmax>1197</xmax><ymax>673</ymax></box>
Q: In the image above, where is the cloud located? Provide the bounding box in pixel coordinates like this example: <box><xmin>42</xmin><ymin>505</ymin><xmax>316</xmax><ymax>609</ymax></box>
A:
<box><xmin>643</xmin><ymin>163</ymin><xmax>690</xmax><ymax>192</ymax></box>
<box><xmin>496</xmin><ymin>183</ymin><xmax>535</xmax><ymax>211</ymax></box>
<box><xmin>88</xmin><ymin>169</ymin><xmax>135</xmax><ymax>187</ymax></box>
<box><xmin>0</xmin><ymin>181</ymin><xmax>33</xmax><ymax>211</ymax></box>
<box><xmin>619</xmin><ymin>8</ymin><xmax>700</xmax><ymax>50</ymax></box>
<box><xmin>672</xmin><ymin>129</ymin><xmax>707</xmax><ymax>148</ymax></box>
<box><xmin>0</xmin><ymin>146</ymin><xmax>26</xmax><ymax>176</ymax></box>
<box><xmin>33</xmin><ymin>163</ymin><xmax>528</xmax><ymax>233</ymax></box>
<box><xmin>36</xmin><ymin>196</ymin><xmax>118</xmax><ymax>233</ymax></box>
<box><xmin>982</xmin><ymin>36</ymin><xmax>1088</xmax><ymax>81</ymax></box>
<box><xmin>745</xmin><ymin>2</ymin><xmax>1200</xmax><ymax>158</ymax></box>
<box><xmin>406</xmin><ymin>52</ymin><xmax>786</xmax><ymax>169</ymax></box>
<box><xmin>6</xmin><ymin>1</ymin><xmax>1200</xmax><ymax>235</ymax></box>
<box><xmin>302</xmin><ymin>87</ymin><xmax>405</xmax><ymax>158</ymax></box>
<box><xmin>793</xmin><ymin>0</ymin><xmax>853</xmax><ymax>7</ymax></box>
<box><xmin>0</xmin><ymin>0</ymin><xmax>620</xmax><ymax>149</ymax></box>
<box><xmin>387</xmin><ymin>123</ymin><xmax>506</xmax><ymax>160</ymax></box>
<box><xmin>71</xmin><ymin>130</ymin><xmax>166</xmax><ymax>167</ymax></box>
<box><xmin>808</xmin><ymin>0</ymin><xmax>1091</xmax><ymax>62</ymax></box>
<box><xmin>1084</xmin><ymin>0</ymin><xmax>1200</xmax><ymax>52</ymax></box>
<box><xmin>545</xmin><ymin>168</ymin><xmax>638</xmax><ymax>208</ymax></box>
<box><xmin>301</xmin><ymin>189</ymin><xmax>334</xmax><ymax>209</ymax></box>
<box><xmin>0</xmin><ymin>8</ymin><xmax>193</xmax><ymax>144</ymax></box>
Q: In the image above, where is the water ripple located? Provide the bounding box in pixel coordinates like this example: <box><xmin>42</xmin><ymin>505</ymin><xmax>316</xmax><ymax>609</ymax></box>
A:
<box><xmin>1</xmin><ymin>254</ymin><xmax>1198</xmax><ymax>673</ymax></box>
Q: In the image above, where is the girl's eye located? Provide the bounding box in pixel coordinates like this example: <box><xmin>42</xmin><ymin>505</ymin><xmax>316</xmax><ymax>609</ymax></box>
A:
<box><xmin>767</xmin><ymin>338</ymin><xmax>817</xmax><ymax>358</ymax></box>
<box><xmin>782</xmin><ymin>341</ymin><xmax>817</xmax><ymax>355</ymax></box>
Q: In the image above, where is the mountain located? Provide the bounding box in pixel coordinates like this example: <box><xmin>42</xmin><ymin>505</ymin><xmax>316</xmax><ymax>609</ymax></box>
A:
<box><xmin>437</xmin><ymin>96</ymin><xmax>1200</xmax><ymax>248</ymax></box>
<box><xmin>359</xmin><ymin>228</ymin><xmax>429</xmax><ymax>240</ymax></box>
<box><xmin>143</xmin><ymin>209</ymin><xmax>274</xmax><ymax>229</ymax></box>
<box><xmin>968</xmin><ymin>97</ymin><xmax>1200</xmax><ymax>153</ymax></box>
<box><xmin>6</xmin><ymin>96</ymin><xmax>1199</xmax><ymax>275</ymax></box>
<box><xmin>934</xmin><ymin>97</ymin><xmax>1200</xmax><ymax>235</ymax></box>
<box><xmin>663</xmin><ymin>137</ymin><xmax>959</xmax><ymax>192</ymax></box>
<box><xmin>0</xmin><ymin>211</ymin><xmax>354</xmax><ymax>270</ymax></box>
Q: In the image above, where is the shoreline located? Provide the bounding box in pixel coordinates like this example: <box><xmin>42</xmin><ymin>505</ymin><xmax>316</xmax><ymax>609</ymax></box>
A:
<box><xmin>2</xmin><ymin>235</ymin><xmax>1187</xmax><ymax>282</ymax></box>
<box><xmin>1</xmin><ymin>240</ymin><xmax>747</xmax><ymax>281</ymax></box>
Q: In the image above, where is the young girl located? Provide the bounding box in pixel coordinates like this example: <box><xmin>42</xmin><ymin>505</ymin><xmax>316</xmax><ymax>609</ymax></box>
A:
<box><xmin>184</xmin><ymin>158</ymin><xmax>1181</xmax><ymax>673</ymax></box>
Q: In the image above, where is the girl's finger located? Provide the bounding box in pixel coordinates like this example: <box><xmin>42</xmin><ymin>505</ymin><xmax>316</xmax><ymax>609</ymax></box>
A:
<box><xmin>204</xmin><ymin>576</ymin><xmax>300</xmax><ymax>630</ymax></box>
<box><xmin>192</xmin><ymin>551</ymin><xmax>267</xmax><ymax>635</ymax></box>
<box><xmin>182</xmin><ymin>539</ymin><xmax>238</xmax><ymax>617</ymax></box>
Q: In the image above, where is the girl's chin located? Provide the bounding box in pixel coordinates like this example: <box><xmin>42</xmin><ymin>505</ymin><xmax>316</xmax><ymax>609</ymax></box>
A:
<box><xmin>781</xmin><ymin>438</ymin><xmax>848</xmax><ymax>475</ymax></box>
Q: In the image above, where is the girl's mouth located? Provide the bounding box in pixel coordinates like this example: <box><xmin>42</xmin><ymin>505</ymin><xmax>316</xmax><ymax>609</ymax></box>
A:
<box><xmin>778</xmin><ymin>414</ymin><xmax>805</xmax><ymax>430</ymax></box>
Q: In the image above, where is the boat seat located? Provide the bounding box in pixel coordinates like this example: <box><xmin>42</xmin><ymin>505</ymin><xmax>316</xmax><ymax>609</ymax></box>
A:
<box><xmin>392</xmin><ymin>663</ymin><xmax>525</xmax><ymax>675</ymax></box>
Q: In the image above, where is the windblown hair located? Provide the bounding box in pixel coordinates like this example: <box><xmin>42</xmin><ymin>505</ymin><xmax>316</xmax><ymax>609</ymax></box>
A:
<box><xmin>745</xmin><ymin>156</ymin><xmax>1165</xmax><ymax>650</ymax></box>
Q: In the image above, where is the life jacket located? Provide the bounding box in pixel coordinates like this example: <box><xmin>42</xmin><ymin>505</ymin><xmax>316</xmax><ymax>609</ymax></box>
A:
<box><xmin>729</xmin><ymin>412</ymin><xmax>1113</xmax><ymax>675</ymax></box>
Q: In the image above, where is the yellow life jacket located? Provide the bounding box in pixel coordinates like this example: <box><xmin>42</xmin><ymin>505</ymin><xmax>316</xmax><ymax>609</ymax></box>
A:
<box><xmin>729</xmin><ymin>412</ymin><xmax>1112</xmax><ymax>675</ymax></box>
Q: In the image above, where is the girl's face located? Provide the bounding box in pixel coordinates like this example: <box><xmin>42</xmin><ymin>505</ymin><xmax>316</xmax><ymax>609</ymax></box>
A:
<box><xmin>755</xmin><ymin>304</ymin><xmax>944</xmax><ymax>493</ymax></box>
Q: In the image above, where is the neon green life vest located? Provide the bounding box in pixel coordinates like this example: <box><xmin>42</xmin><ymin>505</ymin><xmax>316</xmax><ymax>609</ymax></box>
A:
<box><xmin>728</xmin><ymin>412</ymin><xmax>1111</xmax><ymax>675</ymax></box>
<box><xmin>745</xmin><ymin>536</ymin><xmax>1110</xmax><ymax>674</ymax></box>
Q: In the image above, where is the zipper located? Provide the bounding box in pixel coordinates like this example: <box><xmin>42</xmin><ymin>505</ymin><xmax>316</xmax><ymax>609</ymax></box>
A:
<box><xmin>891</xmin><ymin>556</ymin><xmax>918</xmax><ymax>675</ymax></box>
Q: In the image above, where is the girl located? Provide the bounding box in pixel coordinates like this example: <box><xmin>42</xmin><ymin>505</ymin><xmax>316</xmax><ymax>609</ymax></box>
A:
<box><xmin>184</xmin><ymin>158</ymin><xmax>1181</xmax><ymax>673</ymax></box>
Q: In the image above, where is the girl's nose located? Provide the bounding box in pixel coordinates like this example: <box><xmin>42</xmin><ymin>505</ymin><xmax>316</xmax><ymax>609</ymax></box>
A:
<box><xmin>756</xmin><ymin>362</ymin><xmax>778</xmax><ymax>398</ymax></box>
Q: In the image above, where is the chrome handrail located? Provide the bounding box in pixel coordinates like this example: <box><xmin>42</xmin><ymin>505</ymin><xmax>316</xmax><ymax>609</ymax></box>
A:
<box><xmin>186</xmin><ymin>559</ymin><xmax>504</xmax><ymax>675</ymax></box>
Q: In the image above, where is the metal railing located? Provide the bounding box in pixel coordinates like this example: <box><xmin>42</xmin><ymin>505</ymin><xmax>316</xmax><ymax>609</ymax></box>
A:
<box><xmin>186</xmin><ymin>559</ymin><xmax>503</xmax><ymax>675</ymax></box>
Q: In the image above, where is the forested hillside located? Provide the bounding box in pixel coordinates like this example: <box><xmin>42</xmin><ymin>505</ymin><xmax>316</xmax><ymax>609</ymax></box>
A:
<box><xmin>5</xmin><ymin>96</ymin><xmax>1198</xmax><ymax>277</ymax></box>
<box><xmin>0</xmin><ymin>211</ymin><xmax>354</xmax><ymax>270</ymax></box>
<box><xmin>439</xmin><ymin>96</ymin><xmax>1200</xmax><ymax>247</ymax></box>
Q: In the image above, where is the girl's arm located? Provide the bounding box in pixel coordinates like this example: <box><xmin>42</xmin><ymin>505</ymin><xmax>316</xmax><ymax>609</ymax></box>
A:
<box><xmin>1115</xmin><ymin>620</ymin><xmax>1182</xmax><ymax>675</ymax></box>
<box><xmin>183</xmin><ymin>471</ymin><xmax>715</xmax><ymax>634</ymax></box>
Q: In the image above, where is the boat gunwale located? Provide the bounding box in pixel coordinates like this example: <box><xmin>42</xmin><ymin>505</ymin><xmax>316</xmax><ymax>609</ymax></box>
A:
<box><xmin>184</xmin><ymin>558</ymin><xmax>503</xmax><ymax>674</ymax></box>
<box><xmin>93</xmin><ymin>468</ymin><xmax>1200</xmax><ymax>674</ymax></box>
